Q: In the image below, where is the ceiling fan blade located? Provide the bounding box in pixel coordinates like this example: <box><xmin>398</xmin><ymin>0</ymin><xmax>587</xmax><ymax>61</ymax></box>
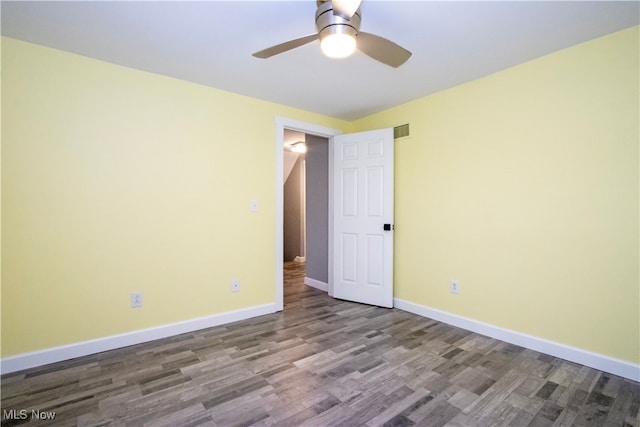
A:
<box><xmin>357</xmin><ymin>31</ymin><xmax>412</xmax><ymax>68</ymax></box>
<box><xmin>252</xmin><ymin>34</ymin><xmax>319</xmax><ymax>59</ymax></box>
<box><xmin>332</xmin><ymin>0</ymin><xmax>362</xmax><ymax>19</ymax></box>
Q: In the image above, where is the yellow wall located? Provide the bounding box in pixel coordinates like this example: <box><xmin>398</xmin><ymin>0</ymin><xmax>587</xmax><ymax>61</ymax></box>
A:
<box><xmin>1</xmin><ymin>37</ymin><xmax>348</xmax><ymax>356</ymax></box>
<box><xmin>352</xmin><ymin>26</ymin><xmax>639</xmax><ymax>364</ymax></box>
<box><xmin>3</xmin><ymin>26</ymin><xmax>639</xmax><ymax>366</ymax></box>
<box><xmin>0</xmin><ymin>36</ymin><xmax>3</xmax><ymax>359</ymax></box>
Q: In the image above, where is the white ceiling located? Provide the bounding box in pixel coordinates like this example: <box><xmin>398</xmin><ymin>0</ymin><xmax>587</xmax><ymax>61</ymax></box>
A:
<box><xmin>2</xmin><ymin>1</ymin><xmax>638</xmax><ymax>121</ymax></box>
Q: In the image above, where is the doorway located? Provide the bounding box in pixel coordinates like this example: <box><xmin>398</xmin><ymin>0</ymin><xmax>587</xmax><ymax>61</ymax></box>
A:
<box><xmin>283</xmin><ymin>130</ymin><xmax>331</xmax><ymax>309</ymax></box>
<box><xmin>276</xmin><ymin>118</ymin><xmax>396</xmax><ymax>311</ymax></box>
<box><xmin>275</xmin><ymin>117</ymin><xmax>342</xmax><ymax>311</ymax></box>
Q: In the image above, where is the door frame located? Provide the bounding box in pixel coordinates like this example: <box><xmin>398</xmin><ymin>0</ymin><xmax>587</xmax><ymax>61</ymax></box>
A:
<box><xmin>275</xmin><ymin>116</ymin><xmax>342</xmax><ymax>311</ymax></box>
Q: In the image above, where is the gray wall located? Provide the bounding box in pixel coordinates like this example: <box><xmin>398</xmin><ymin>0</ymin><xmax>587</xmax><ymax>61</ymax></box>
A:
<box><xmin>283</xmin><ymin>154</ymin><xmax>304</xmax><ymax>261</ymax></box>
<box><xmin>305</xmin><ymin>134</ymin><xmax>329</xmax><ymax>283</ymax></box>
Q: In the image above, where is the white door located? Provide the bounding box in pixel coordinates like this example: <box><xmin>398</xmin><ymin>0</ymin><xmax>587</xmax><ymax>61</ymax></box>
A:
<box><xmin>332</xmin><ymin>128</ymin><xmax>394</xmax><ymax>308</ymax></box>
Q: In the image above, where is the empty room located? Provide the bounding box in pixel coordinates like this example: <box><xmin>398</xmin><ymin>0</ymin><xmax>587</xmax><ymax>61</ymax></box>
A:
<box><xmin>1</xmin><ymin>1</ymin><xmax>639</xmax><ymax>425</ymax></box>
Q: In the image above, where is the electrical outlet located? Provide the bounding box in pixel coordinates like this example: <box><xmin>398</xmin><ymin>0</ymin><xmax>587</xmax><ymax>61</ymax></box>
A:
<box><xmin>131</xmin><ymin>292</ymin><xmax>143</xmax><ymax>308</ymax></box>
<box><xmin>450</xmin><ymin>280</ymin><xmax>459</xmax><ymax>295</ymax></box>
<box><xmin>231</xmin><ymin>279</ymin><xmax>240</xmax><ymax>293</ymax></box>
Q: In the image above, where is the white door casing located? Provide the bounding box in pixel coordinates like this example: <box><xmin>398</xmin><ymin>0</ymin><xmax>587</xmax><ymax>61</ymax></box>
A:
<box><xmin>275</xmin><ymin>117</ymin><xmax>341</xmax><ymax>311</ymax></box>
<box><xmin>332</xmin><ymin>128</ymin><xmax>394</xmax><ymax>308</ymax></box>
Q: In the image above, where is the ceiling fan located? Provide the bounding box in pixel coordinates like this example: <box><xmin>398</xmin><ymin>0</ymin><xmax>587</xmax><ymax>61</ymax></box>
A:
<box><xmin>252</xmin><ymin>0</ymin><xmax>412</xmax><ymax>68</ymax></box>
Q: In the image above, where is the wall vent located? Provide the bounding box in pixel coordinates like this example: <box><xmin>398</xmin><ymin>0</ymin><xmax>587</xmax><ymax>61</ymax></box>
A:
<box><xmin>394</xmin><ymin>123</ymin><xmax>410</xmax><ymax>139</ymax></box>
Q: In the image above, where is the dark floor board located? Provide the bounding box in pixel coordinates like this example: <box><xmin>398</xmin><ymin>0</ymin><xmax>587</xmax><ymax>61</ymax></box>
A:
<box><xmin>2</xmin><ymin>261</ymin><xmax>639</xmax><ymax>426</ymax></box>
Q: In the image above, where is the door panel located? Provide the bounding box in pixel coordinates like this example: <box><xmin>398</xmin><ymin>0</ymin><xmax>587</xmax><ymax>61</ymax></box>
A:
<box><xmin>342</xmin><ymin>168</ymin><xmax>358</xmax><ymax>216</ymax></box>
<box><xmin>332</xmin><ymin>128</ymin><xmax>394</xmax><ymax>308</ymax></box>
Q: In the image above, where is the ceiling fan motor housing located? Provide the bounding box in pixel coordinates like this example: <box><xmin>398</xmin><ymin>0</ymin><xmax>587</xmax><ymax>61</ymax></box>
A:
<box><xmin>315</xmin><ymin>1</ymin><xmax>361</xmax><ymax>43</ymax></box>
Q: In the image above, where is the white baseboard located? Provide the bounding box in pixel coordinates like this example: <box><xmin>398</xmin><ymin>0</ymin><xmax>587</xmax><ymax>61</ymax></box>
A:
<box><xmin>304</xmin><ymin>277</ymin><xmax>328</xmax><ymax>292</ymax></box>
<box><xmin>1</xmin><ymin>303</ymin><xmax>276</xmax><ymax>375</ymax></box>
<box><xmin>394</xmin><ymin>298</ymin><xmax>640</xmax><ymax>382</ymax></box>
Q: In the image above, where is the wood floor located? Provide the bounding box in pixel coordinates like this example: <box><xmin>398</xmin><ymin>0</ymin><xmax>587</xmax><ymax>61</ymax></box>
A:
<box><xmin>2</xmin><ymin>262</ymin><xmax>639</xmax><ymax>426</ymax></box>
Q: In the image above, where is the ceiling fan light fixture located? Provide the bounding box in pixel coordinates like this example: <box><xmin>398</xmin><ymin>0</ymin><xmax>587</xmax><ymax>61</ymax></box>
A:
<box><xmin>320</xmin><ymin>31</ymin><xmax>356</xmax><ymax>58</ymax></box>
<box><xmin>316</xmin><ymin>2</ymin><xmax>360</xmax><ymax>59</ymax></box>
<box><xmin>252</xmin><ymin>0</ymin><xmax>411</xmax><ymax>68</ymax></box>
<box><xmin>291</xmin><ymin>141</ymin><xmax>307</xmax><ymax>153</ymax></box>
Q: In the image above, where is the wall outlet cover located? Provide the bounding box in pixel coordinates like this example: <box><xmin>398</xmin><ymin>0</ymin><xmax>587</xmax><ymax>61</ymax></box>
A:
<box><xmin>450</xmin><ymin>280</ymin><xmax>459</xmax><ymax>295</ymax></box>
<box><xmin>131</xmin><ymin>292</ymin><xmax>143</xmax><ymax>308</ymax></box>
